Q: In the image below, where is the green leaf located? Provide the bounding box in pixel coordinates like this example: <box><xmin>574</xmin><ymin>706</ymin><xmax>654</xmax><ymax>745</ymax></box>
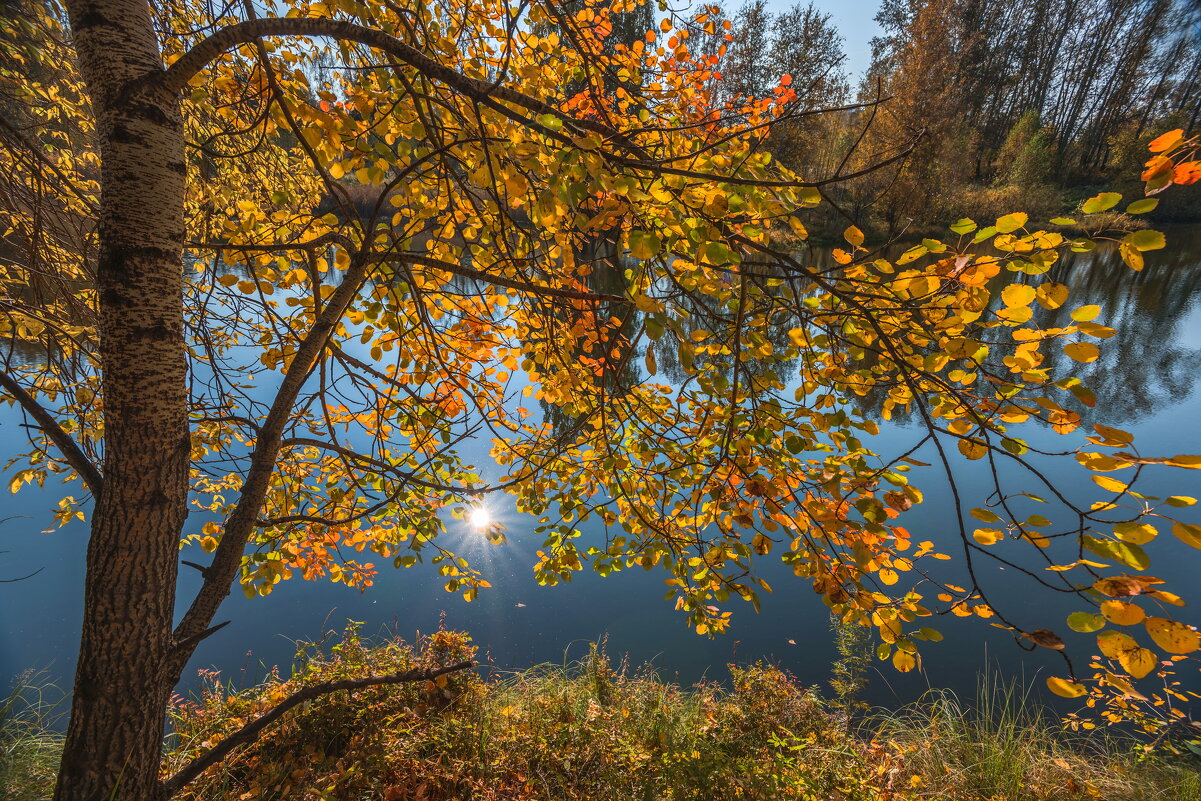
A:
<box><xmin>628</xmin><ymin>231</ymin><xmax>661</xmax><ymax>260</ymax></box>
<box><xmin>950</xmin><ymin>218</ymin><xmax>977</xmax><ymax>235</ymax></box>
<box><xmin>797</xmin><ymin>187</ymin><xmax>822</xmax><ymax>206</ymax></box>
<box><xmin>972</xmin><ymin>225</ymin><xmax>998</xmax><ymax>243</ymax></box>
<box><xmin>1125</xmin><ymin>198</ymin><xmax>1158</xmax><ymax>214</ymax></box>
<box><xmin>1122</xmin><ymin>229</ymin><xmax>1166</xmax><ymax>252</ymax></box>
<box><xmin>1067</xmin><ymin>612</ymin><xmax>1106</xmax><ymax>633</ymax></box>
<box><xmin>1082</xmin><ymin>192</ymin><xmax>1121</xmax><ymax>214</ymax></box>
<box><xmin>677</xmin><ymin>341</ymin><xmax>695</xmax><ymax>372</ymax></box>
<box><xmin>1083</xmin><ymin>536</ymin><xmax>1150</xmax><ymax>570</ymax></box>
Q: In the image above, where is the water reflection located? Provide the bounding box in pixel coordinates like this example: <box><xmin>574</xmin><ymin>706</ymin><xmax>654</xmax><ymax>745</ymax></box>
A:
<box><xmin>650</xmin><ymin>226</ymin><xmax>1201</xmax><ymax>426</ymax></box>
<box><xmin>1041</xmin><ymin>230</ymin><xmax>1201</xmax><ymax>422</ymax></box>
<box><xmin>2</xmin><ymin>225</ymin><xmax>1199</xmax><ymax>706</ymax></box>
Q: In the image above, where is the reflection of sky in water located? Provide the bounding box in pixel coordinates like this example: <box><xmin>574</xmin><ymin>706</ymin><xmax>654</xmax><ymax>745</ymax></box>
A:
<box><xmin>2</xmin><ymin>228</ymin><xmax>1200</xmax><ymax>711</ymax></box>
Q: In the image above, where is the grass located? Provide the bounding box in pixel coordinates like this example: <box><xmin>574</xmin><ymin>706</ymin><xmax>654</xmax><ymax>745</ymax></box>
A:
<box><xmin>6</xmin><ymin>632</ymin><xmax>1201</xmax><ymax>800</ymax></box>
<box><xmin>873</xmin><ymin>672</ymin><xmax>1201</xmax><ymax>801</ymax></box>
<box><xmin>0</xmin><ymin>670</ymin><xmax>65</xmax><ymax>801</ymax></box>
<box><xmin>164</xmin><ymin>630</ymin><xmax>896</xmax><ymax>800</ymax></box>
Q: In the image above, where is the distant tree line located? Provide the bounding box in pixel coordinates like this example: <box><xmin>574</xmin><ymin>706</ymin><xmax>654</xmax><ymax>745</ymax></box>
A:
<box><xmin>700</xmin><ymin>0</ymin><xmax>1201</xmax><ymax>236</ymax></box>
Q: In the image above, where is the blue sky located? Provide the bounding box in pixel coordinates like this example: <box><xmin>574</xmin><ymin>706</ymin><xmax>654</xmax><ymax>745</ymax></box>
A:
<box><xmin>761</xmin><ymin>0</ymin><xmax>882</xmax><ymax>79</ymax></box>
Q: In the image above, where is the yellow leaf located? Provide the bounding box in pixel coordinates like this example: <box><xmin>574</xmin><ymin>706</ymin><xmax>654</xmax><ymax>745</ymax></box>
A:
<box><xmin>1067</xmin><ymin>612</ymin><xmax>1105</xmax><ymax>632</ymax></box>
<box><xmin>843</xmin><ymin>225</ymin><xmax>864</xmax><ymax>247</ymax></box>
<box><xmin>1097</xmin><ymin>630</ymin><xmax>1138</xmax><ymax>658</ymax></box>
<box><xmin>972</xmin><ymin>528</ymin><xmax>1002</xmax><ymax>545</ymax></box>
<box><xmin>1082</xmin><ymin>192</ymin><xmax>1121</xmax><ymax>214</ymax></box>
<box><xmin>1118</xmin><ymin>647</ymin><xmax>1156</xmax><ymax>679</ymax></box>
<box><xmin>1102</xmin><ymin>674</ymin><xmax>1149</xmax><ymax>700</ymax></box>
<box><xmin>1092</xmin><ymin>423</ymin><xmax>1133</xmax><ymax>445</ymax></box>
<box><xmin>1064</xmin><ymin>342</ymin><xmax>1099</xmax><ymax>363</ymax></box>
<box><xmin>1113</xmin><ymin>521</ymin><xmax>1156</xmax><ymax>545</ymax></box>
<box><xmin>1166</xmin><ymin>454</ymin><xmax>1201</xmax><ymax>469</ymax></box>
<box><xmin>1172</xmin><ymin>522</ymin><xmax>1201</xmax><ymax>548</ymax></box>
<box><xmin>1078</xmin><ymin>321</ymin><xmax>1116</xmax><ymax>338</ymax></box>
<box><xmin>995</xmin><ymin>212</ymin><xmax>1028</xmax><ymax>234</ymax></box>
<box><xmin>1100</xmin><ymin>600</ymin><xmax>1145</xmax><ymax>626</ymax></box>
<box><xmin>1120</xmin><ymin>242</ymin><xmax>1145</xmax><ymax>271</ymax></box>
<box><xmin>1092</xmin><ymin>475</ymin><xmax>1128</xmax><ymax>493</ymax></box>
<box><xmin>1035</xmin><ymin>282</ymin><xmax>1068</xmax><ymax>309</ymax></box>
<box><xmin>1046</xmin><ymin>676</ymin><xmax>1086</xmax><ymax>698</ymax></box>
<box><xmin>1070</xmin><ymin>304</ymin><xmax>1101</xmax><ymax>322</ymax></box>
<box><xmin>893</xmin><ymin>650</ymin><xmax>917</xmax><ymax>672</ymax></box>
<box><xmin>958</xmin><ymin>439</ymin><xmax>987</xmax><ymax>460</ymax></box>
<box><xmin>504</xmin><ymin>171</ymin><xmax>530</xmax><ymax>197</ymax></box>
<box><xmin>1001</xmin><ymin>283</ymin><xmax>1036</xmax><ymax>308</ymax></box>
<box><xmin>1076</xmin><ymin>452</ymin><xmax>1133</xmax><ymax>472</ymax></box>
<box><xmin>1145</xmin><ymin>617</ymin><xmax>1200</xmax><ymax>654</ymax></box>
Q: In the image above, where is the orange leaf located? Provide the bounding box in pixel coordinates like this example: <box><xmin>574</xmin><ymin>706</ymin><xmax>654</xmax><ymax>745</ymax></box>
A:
<box><xmin>1142</xmin><ymin>155</ymin><xmax>1173</xmax><ymax>182</ymax></box>
<box><xmin>1148</xmin><ymin>129</ymin><xmax>1184</xmax><ymax>153</ymax></box>
<box><xmin>1173</xmin><ymin>161</ymin><xmax>1201</xmax><ymax>185</ymax></box>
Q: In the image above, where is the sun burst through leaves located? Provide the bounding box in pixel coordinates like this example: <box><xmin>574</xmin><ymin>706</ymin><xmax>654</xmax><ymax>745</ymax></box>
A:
<box><xmin>469</xmin><ymin>506</ymin><xmax>492</xmax><ymax>532</ymax></box>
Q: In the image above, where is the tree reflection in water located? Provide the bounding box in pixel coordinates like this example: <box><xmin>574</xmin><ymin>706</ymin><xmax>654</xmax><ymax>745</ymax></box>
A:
<box><xmin>536</xmin><ymin>225</ymin><xmax>1201</xmax><ymax>436</ymax></box>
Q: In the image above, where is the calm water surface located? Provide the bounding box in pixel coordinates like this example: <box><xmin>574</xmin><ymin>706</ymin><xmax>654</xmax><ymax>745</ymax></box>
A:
<box><xmin>2</xmin><ymin>227</ymin><xmax>1200</xmax><ymax>708</ymax></box>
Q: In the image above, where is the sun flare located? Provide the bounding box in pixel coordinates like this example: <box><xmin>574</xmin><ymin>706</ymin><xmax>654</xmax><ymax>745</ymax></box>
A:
<box><xmin>468</xmin><ymin>506</ymin><xmax>491</xmax><ymax>530</ymax></box>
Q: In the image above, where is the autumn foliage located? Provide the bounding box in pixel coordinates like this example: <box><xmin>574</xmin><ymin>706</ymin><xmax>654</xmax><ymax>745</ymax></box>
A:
<box><xmin>1</xmin><ymin>0</ymin><xmax>1201</xmax><ymax>795</ymax></box>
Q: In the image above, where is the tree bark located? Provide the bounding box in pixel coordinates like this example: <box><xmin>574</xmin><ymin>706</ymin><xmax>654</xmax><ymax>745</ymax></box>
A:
<box><xmin>55</xmin><ymin>0</ymin><xmax>189</xmax><ymax>799</ymax></box>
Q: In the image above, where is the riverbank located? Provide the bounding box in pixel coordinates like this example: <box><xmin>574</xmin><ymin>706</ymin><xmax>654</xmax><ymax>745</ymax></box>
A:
<box><xmin>6</xmin><ymin>630</ymin><xmax>1199</xmax><ymax>801</ymax></box>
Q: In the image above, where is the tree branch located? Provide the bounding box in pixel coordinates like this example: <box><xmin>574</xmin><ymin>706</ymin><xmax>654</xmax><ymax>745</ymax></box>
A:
<box><xmin>0</xmin><ymin>368</ymin><xmax>103</xmax><ymax>495</ymax></box>
<box><xmin>189</xmin><ymin>242</ymin><xmax>624</xmax><ymax>303</ymax></box>
<box><xmin>156</xmin><ymin>17</ymin><xmax>638</xmax><ymax>153</ymax></box>
<box><xmin>391</xmin><ymin>252</ymin><xmax>624</xmax><ymax>303</ymax></box>
<box><xmin>169</xmin><ymin>249</ymin><xmax>373</xmax><ymax>674</ymax></box>
<box><xmin>151</xmin><ymin>17</ymin><xmax>851</xmax><ymax>189</ymax></box>
<box><xmin>160</xmin><ymin>659</ymin><xmax>475</xmax><ymax>796</ymax></box>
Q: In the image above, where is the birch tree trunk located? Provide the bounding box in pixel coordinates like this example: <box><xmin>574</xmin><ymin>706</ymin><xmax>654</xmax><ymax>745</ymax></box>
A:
<box><xmin>55</xmin><ymin>0</ymin><xmax>189</xmax><ymax>798</ymax></box>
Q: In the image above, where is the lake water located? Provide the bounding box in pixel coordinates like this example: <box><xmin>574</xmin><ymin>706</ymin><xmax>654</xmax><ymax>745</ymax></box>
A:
<box><xmin>2</xmin><ymin>227</ymin><xmax>1200</xmax><ymax>710</ymax></box>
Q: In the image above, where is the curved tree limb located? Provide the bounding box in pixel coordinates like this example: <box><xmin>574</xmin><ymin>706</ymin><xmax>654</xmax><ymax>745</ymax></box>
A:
<box><xmin>151</xmin><ymin>17</ymin><xmax>885</xmax><ymax>190</ymax></box>
<box><xmin>160</xmin><ymin>659</ymin><xmax>475</xmax><ymax>796</ymax></box>
<box><xmin>156</xmin><ymin>17</ymin><xmax>642</xmax><ymax>154</ymax></box>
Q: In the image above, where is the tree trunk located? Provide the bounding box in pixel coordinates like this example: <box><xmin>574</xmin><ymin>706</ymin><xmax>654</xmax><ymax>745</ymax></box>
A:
<box><xmin>55</xmin><ymin>0</ymin><xmax>189</xmax><ymax>799</ymax></box>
